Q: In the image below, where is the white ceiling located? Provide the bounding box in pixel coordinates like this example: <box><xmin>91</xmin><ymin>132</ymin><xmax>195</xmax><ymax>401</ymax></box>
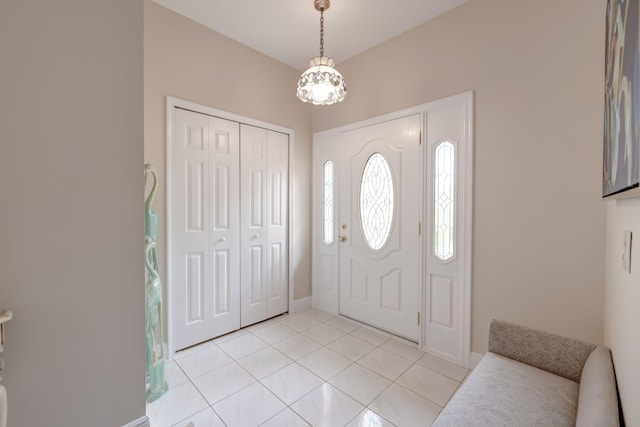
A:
<box><xmin>151</xmin><ymin>0</ymin><xmax>469</xmax><ymax>71</ymax></box>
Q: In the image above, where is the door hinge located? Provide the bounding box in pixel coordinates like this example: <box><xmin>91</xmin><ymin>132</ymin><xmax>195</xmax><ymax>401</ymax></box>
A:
<box><xmin>418</xmin><ymin>222</ymin><xmax>422</xmax><ymax>236</ymax></box>
<box><xmin>419</xmin><ymin>131</ymin><xmax>423</xmax><ymax>145</ymax></box>
<box><xmin>417</xmin><ymin>312</ymin><xmax>420</xmax><ymax>325</ymax></box>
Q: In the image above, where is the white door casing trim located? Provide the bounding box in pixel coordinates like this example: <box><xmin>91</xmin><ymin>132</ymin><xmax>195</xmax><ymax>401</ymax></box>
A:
<box><xmin>166</xmin><ymin>96</ymin><xmax>295</xmax><ymax>356</ymax></box>
<box><xmin>312</xmin><ymin>91</ymin><xmax>473</xmax><ymax>366</ymax></box>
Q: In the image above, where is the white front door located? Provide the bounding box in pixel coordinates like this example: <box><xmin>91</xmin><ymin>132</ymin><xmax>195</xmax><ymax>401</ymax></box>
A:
<box><xmin>338</xmin><ymin>114</ymin><xmax>421</xmax><ymax>341</ymax></box>
<box><xmin>172</xmin><ymin>109</ymin><xmax>240</xmax><ymax>350</ymax></box>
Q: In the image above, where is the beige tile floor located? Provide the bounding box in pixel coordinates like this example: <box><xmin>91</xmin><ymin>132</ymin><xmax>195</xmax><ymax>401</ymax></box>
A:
<box><xmin>146</xmin><ymin>308</ymin><xmax>469</xmax><ymax>427</ymax></box>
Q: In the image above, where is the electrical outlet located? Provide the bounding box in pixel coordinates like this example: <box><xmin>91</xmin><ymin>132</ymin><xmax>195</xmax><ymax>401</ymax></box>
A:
<box><xmin>622</xmin><ymin>230</ymin><xmax>632</xmax><ymax>274</ymax></box>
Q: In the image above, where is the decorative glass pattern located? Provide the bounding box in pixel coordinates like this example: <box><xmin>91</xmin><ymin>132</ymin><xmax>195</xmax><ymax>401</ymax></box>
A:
<box><xmin>323</xmin><ymin>161</ymin><xmax>334</xmax><ymax>244</ymax></box>
<box><xmin>434</xmin><ymin>141</ymin><xmax>455</xmax><ymax>261</ymax></box>
<box><xmin>360</xmin><ymin>153</ymin><xmax>394</xmax><ymax>251</ymax></box>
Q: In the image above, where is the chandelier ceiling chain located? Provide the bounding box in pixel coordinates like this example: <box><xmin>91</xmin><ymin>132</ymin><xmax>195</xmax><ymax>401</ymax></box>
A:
<box><xmin>296</xmin><ymin>0</ymin><xmax>347</xmax><ymax>106</ymax></box>
<box><xmin>319</xmin><ymin>9</ymin><xmax>324</xmax><ymax>58</ymax></box>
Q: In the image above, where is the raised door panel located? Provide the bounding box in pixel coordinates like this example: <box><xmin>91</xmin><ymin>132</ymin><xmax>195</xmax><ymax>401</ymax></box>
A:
<box><xmin>380</xmin><ymin>269</ymin><xmax>402</xmax><ymax>312</ymax></box>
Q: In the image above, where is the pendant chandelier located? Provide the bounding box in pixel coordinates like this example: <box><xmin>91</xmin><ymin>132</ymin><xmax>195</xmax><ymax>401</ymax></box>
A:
<box><xmin>296</xmin><ymin>0</ymin><xmax>347</xmax><ymax>105</ymax></box>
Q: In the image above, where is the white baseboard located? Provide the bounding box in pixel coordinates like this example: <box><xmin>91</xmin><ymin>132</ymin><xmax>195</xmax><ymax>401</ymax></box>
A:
<box><xmin>122</xmin><ymin>415</ymin><xmax>150</xmax><ymax>427</ymax></box>
<box><xmin>468</xmin><ymin>352</ymin><xmax>483</xmax><ymax>369</ymax></box>
<box><xmin>291</xmin><ymin>296</ymin><xmax>311</xmax><ymax>312</ymax></box>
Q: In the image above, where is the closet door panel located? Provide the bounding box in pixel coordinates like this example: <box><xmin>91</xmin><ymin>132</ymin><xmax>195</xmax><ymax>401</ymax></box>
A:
<box><xmin>209</xmin><ymin>117</ymin><xmax>241</xmax><ymax>338</ymax></box>
<box><xmin>266</xmin><ymin>131</ymin><xmax>289</xmax><ymax>317</ymax></box>
<box><xmin>240</xmin><ymin>124</ymin><xmax>268</xmax><ymax>327</ymax></box>
<box><xmin>173</xmin><ymin>109</ymin><xmax>211</xmax><ymax>350</ymax></box>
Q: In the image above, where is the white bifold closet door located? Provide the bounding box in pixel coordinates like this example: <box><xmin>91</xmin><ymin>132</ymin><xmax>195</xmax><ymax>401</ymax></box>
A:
<box><xmin>240</xmin><ymin>124</ymin><xmax>289</xmax><ymax>327</ymax></box>
<box><xmin>172</xmin><ymin>109</ymin><xmax>288</xmax><ymax>351</ymax></box>
<box><xmin>172</xmin><ymin>109</ymin><xmax>241</xmax><ymax>351</ymax></box>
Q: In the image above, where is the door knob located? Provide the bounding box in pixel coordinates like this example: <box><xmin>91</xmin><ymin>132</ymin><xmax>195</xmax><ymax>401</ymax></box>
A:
<box><xmin>339</xmin><ymin>235</ymin><xmax>347</xmax><ymax>242</ymax></box>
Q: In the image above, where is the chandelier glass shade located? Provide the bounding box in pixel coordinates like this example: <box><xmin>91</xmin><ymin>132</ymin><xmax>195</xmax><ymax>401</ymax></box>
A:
<box><xmin>296</xmin><ymin>56</ymin><xmax>347</xmax><ymax>105</ymax></box>
<box><xmin>296</xmin><ymin>0</ymin><xmax>347</xmax><ymax>105</ymax></box>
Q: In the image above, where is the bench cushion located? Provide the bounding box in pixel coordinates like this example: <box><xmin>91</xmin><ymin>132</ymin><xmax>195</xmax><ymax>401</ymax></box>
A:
<box><xmin>433</xmin><ymin>352</ymin><xmax>579</xmax><ymax>427</ymax></box>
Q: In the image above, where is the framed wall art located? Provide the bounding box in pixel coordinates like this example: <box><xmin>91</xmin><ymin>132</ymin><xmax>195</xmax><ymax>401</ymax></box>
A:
<box><xmin>604</xmin><ymin>0</ymin><xmax>640</xmax><ymax>198</ymax></box>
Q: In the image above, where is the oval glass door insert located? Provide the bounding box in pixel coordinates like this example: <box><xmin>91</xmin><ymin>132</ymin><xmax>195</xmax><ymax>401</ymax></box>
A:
<box><xmin>360</xmin><ymin>153</ymin><xmax>394</xmax><ymax>250</ymax></box>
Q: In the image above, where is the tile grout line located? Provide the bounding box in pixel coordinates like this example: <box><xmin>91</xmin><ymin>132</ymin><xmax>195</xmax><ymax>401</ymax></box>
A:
<box><xmin>268</xmin><ymin>316</ymin><xmax>382</xmax><ymax>426</ymax></box>
<box><xmin>153</xmin><ymin>309</ymin><xmax>466</xmax><ymax>426</ymax></box>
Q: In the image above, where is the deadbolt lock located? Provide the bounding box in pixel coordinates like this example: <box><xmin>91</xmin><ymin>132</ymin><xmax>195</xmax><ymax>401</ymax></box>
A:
<box><xmin>341</xmin><ymin>223</ymin><xmax>347</xmax><ymax>229</ymax></box>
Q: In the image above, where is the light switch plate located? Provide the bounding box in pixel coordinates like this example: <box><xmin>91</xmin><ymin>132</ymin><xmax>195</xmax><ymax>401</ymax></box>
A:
<box><xmin>622</xmin><ymin>230</ymin><xmax>632</xmax><ymax>274</ymax></box>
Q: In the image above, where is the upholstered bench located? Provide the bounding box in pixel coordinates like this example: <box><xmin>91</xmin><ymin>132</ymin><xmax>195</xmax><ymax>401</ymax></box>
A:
<box><xmin>432</xmin><ymin>319</ymin><xmax>620</xmax><ymax>426</ymax></box>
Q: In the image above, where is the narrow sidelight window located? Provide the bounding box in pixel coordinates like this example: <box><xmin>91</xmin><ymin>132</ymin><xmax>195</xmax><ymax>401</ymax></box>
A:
<box><xmin>323</xmin><ymin>160</ymin><xmax>334</xmax><ymax>244</ymax></box>
<box><xmin>434</xmin><ymin>141</ymin><xmax>455</xmax><ymax>261</ymax></box>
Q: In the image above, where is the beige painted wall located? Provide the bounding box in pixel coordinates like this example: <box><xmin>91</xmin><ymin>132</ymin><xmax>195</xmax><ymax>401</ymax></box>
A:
<box><xmin>0</xmin><ymin>1</ymin><xmax>145</xmax><ymax>426</ymax></box>
<box><xmin>144</xmin><ymin>0</ymin><xmax>314</xmax><ymax>308</ymax></box>
<box><xmin>605</xmin><ymin>199</ymin><xmax>640</xmax><ymax>425</ymax></box>
<box><xmin>313</xmin><ymin>0</ymin><xmax>607</xmax><ymax>354</ymax></box>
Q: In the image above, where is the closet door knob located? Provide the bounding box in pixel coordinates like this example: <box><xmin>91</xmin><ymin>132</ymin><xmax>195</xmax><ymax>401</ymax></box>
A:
<box><xmin>251</xmin><ymin>234</ymin><xmax>260</xmax><ymax>240</ymax></box>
